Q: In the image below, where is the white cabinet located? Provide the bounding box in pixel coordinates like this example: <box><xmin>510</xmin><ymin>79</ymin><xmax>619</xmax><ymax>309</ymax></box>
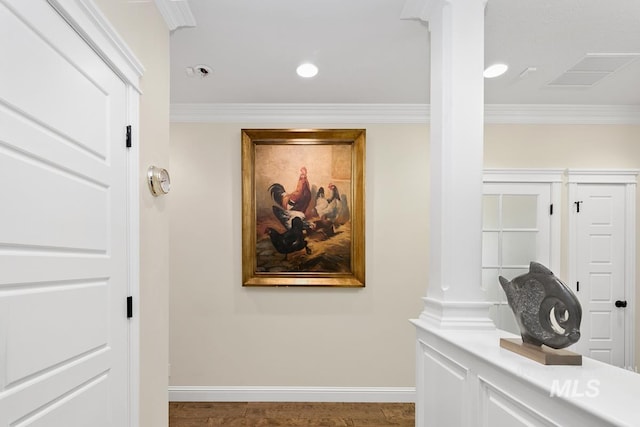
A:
<box><xmin>413</xmin><ymin>322</ymin><xmax>640</xmax><ymax>427</ymax></box>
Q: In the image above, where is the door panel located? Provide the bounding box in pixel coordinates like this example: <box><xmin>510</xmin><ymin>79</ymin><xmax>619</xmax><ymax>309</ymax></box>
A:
<box><xmin>0</xmin><ymin>148</ymin><xmax>108</xmax><ymax>249</ymax></box>
<box><xmin>3</xmin><ymin>283</ymin><xmax>108</xmax><ymax>385</ymax></box>
<box><xmin>0</xmin><ymin>1</ymin><xmax>129</xmax><ymax>425</ymax></box>
<box><xmin>0</xmin><ymin>1</ymin><xmax>109</xmax><ymax>158</ymax></box>
<box><xmin>572</xmin><ymin>184</ymin><xmax>626</xmax><ymax>366</ymax></box>
<box><xmin>19</xmin><ymin>376</ymin><xmax>110</xmax><ymax>427</ymax></box>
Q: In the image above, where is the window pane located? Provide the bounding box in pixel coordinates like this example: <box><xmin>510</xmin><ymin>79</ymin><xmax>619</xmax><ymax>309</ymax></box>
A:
<box><xmin>496</xmin><ymin>303</ymin><xmax>519</xmax><ymax>334</ymax></box>
<box><xmin>489</xmin><ymin>304</ymin><xmax>499</xmax><ymax>328</ymax></box>
<box><xmin>483</xmin><ymin>195</ymin><xmax>499</xmax><ymax>229</ymax></box>
<box><xmin>482</xmin><ymin>268</ymin><xmax>500</xmax><ymax>301</ymax></box>
<box><xmin>482</xmin><ymin>232</ymin><xmax>500</xmax><ymax>266</ymax></box>
<box><xmin>502</xmin><ymin>231</ymin><xmax>537</xmax><ymax>265</ymax></box>
<box><xmin>498</xmin><ymin>267</ymin><xmax>529</xmax><ymax>285</ymax></box>
<box><xmin>502</xmin><ymin>195</ymin><xmax>538</xmax><ymax>228</ymax></box>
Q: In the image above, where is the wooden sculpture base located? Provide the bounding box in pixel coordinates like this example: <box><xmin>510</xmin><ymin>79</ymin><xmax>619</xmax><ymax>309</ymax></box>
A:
<box><xmin>500</xmin><ymin>338</ymin><xmax>582</xmax><ymax>366</ymax></box>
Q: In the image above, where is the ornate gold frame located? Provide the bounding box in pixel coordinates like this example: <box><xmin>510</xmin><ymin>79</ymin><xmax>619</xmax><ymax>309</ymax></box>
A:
<box><xmin>242</xmin><ymin>129</ymin><xmax>365</xmax><ymax>287</ymax></box>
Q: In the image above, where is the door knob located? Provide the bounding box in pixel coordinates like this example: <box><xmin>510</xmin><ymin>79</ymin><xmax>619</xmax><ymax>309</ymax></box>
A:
<box><xmin>615</xmin><ymin>300</ymin><xmax>628</xmax><ymax>308</ymax></box>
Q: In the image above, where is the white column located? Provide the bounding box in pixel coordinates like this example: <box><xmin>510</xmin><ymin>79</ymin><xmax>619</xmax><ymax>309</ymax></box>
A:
<box><xmin>402</xmin><ymin>0</ymin><xmax>494</xmax><ymax>329</ymax></box>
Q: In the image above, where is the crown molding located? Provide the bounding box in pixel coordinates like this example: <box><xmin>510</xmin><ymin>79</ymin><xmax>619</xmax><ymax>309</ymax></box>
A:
<box><xmin>566</xmin><ymin>169</ymin><xmax>639</xmax><ymax>184</ymax></box>
<box><xmin>170</xmin><ymin>103</ymin><xmax>429</xmax><ymax>124</ymax></box>
<box><xmin>484</xmin><ymin>104</ymin><xmax>640</xmax><ymax>125</ymax></box>
<box><xmin>401</xmin><ymin>0</ymin><xmax>488</xmax><ymax>23</ymax></box>
<box><xmin>170</xmin><ymin>103</ymin><xmax>640</xmax><ymax>125</ymax></box>
<box><xmin>153</xmin><ymin>0</ymin><xmax>196</xmax><ymax>31</ymax></box>
<box><xmin>483</xmin><ymin>169</ymin><xmax>565</xmax><ymax>183</ymax></box>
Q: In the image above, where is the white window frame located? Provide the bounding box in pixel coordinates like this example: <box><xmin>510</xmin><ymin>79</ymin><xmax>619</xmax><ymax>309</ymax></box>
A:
<box><xmin>483</xmin><ymin>169</ymin><xmax>563</xmax><ymax>273</ymax></box>
<box><xmin>482</xmin><ymin>169</ymin><xmax>563</xmax><ymax>332</ymax></box>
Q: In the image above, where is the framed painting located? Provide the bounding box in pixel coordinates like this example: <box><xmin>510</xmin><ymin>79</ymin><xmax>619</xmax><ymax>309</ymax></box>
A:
<box><xmin>241</xmin><ymin>129</ymin><xmax>365</xmax><ymax>287</ymax></box>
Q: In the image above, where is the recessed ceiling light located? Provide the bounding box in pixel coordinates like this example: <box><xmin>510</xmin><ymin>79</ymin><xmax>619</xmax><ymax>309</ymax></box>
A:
<box><xmin>484</xmin><ymin>63</ymin><xmax>508</xmax><ymax>78</ymax></box>
<box><xmin>296</xmin><ymin>63</ymin><xmax>318</xmax><ymax>78</ymax></box>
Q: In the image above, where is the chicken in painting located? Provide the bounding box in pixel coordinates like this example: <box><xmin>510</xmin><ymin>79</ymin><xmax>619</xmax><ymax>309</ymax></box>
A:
<box><xmin>268</xmin><ymin>167</ymin><xmax>312</xmax><ymax>213</ymax></box>
<box><xmin>259</xmin><ymin>164</ymin><xmax>349</xmax><ymax>270</ymax></box>
<box><xmin>266</xmin><ymin>217</ymin><xmax>312</xmax><ymax>261</ymax></box>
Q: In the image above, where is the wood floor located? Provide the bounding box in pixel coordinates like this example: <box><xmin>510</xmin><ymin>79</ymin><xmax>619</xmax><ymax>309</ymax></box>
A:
<box><xmin>169</xmin><ymin>402</ymin><xmax>415</xmax><ymax>426</ymax></box>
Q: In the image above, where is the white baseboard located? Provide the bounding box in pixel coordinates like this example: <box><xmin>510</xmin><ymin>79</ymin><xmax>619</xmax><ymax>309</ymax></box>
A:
<box><xmin>168</xmin><ymin>386</ymin><xmax>416</xmax><ymax>403</ymax></box>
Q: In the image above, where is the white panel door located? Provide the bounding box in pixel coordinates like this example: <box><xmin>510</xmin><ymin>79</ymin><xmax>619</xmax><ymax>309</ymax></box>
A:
<box><xmin>571</xmin><ymin>184</ymin><xmax>627</xmax><ymax>367</ymax></box>
<box><xmin>0</xmin><ymin>1</ymin><xmax>130</xmax><ymax>426</ymax></box>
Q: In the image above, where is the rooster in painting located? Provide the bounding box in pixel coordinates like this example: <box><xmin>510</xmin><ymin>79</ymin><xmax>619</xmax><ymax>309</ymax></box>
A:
<box><xmin>269</xmin><ymin>166</ymin><xmax>312</xmax><ymax>214</ymax></box>
<box><xmin>266</xmin><ymin>217</ymin><xmax>311</xmax><ymax>260</ymax></box>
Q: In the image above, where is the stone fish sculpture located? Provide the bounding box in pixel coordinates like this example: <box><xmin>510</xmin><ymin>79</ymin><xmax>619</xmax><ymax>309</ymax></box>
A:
<box><xmin>499</xmin><ymin>262</ymin><xmax>582</xmax><ymax>349</ymax></box>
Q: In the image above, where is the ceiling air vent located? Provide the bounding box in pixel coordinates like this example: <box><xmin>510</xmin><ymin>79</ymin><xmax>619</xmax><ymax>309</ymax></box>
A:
<box><xmin>548</xmin><ymin>53</ymin><xmax>640</xmax><ymax>87</ymax></box>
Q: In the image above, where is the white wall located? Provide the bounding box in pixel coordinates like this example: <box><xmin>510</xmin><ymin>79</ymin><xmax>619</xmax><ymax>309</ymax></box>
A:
<box><xmin>92</xmin><ymin>2</ymin><xmax>170</xmax><ymax>426</ymax></box>
<box><xmin>169</xmin><ymin>123</ymin><xmax>428</xmax><ymax>387</ymax></box>
<box><xmin>485</xmin><ymin>125</ymin><xmax>640</xmax><ymax>169</ymax></box>
<box><xmin>169</xmin><ymin>122</ymin><xmax>640</xmax><ymax>391</ymax></box>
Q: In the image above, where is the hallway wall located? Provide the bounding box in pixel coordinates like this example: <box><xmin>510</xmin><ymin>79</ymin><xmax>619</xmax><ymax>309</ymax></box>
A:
<box><xmin>169</xmin><ymin>123</ymin><xmax>428</xmax><ymax>388</ymax></box>
<box><xmin>169</xmin><ymin>122</ymin><xmax>640</xmax><ymax>390</ymax></box>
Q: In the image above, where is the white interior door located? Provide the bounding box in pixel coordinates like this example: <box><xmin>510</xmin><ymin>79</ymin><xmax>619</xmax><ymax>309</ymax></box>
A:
<box><xmin>482</xmin><ymin>180</ymin><xmax>559</xmax><ymax>333</ymax></box>
<box><xmin>570</xmin><ymin>183</ymin><xmax>629</xmax><ymax>367</ymax></box>
<box><xmin>0</xmin><ymin>1</ymin><xmax>130</xmax><ymax>425</ymax></box>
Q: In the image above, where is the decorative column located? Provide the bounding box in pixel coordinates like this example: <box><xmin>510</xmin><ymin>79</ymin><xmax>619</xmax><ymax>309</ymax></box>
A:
<box><xmin>402</xmin><ymin>0</ymin><xmax>494</xmax><ymax>329</ymax></box>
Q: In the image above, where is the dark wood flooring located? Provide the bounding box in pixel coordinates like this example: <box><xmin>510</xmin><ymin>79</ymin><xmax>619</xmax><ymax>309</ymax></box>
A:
<box><xmin>169</xmin><ymin>402</ymin><xmax>415</xmax><ymax>426</ymax></box>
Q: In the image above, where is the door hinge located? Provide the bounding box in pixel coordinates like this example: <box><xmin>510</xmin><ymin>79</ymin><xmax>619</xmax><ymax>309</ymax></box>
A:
<box><xmin>549</xmin><ymin>204</ymin><xmax>554</xmax><ymax>215</ymax></box>
<box><xmin>575</xmin><ymin>200</ymin><xmax>583</xmax><ymax>213</ymax></box>
<box><xmin>127</xmin><ymin>296</ymin><xmax>133</xmax><ymax>318</ymax></box>
<box><xmin>126</xmin><ymin>125</ymin><xmax>132</xmax><ymax>148</ymax></box>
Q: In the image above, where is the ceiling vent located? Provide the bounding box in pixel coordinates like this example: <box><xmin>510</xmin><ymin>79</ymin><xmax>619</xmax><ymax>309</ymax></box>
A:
<box><xmin>548</xmin><ymin>53</ymin><xmax>640</xmax><ymax>87</ymax></box>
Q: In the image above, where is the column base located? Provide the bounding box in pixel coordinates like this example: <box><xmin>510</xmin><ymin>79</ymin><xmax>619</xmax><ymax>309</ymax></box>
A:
<box><xmin>416</xmin><ymin>297</ymin><xmax>495</xmax><ymax>330</ymax></box>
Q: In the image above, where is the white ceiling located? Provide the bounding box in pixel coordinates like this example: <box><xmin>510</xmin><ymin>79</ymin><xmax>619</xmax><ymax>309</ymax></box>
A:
<box><xmin>169</xmin><ymin>0</ymin><xmax>640</xmax><ymax>106</ymax></box>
